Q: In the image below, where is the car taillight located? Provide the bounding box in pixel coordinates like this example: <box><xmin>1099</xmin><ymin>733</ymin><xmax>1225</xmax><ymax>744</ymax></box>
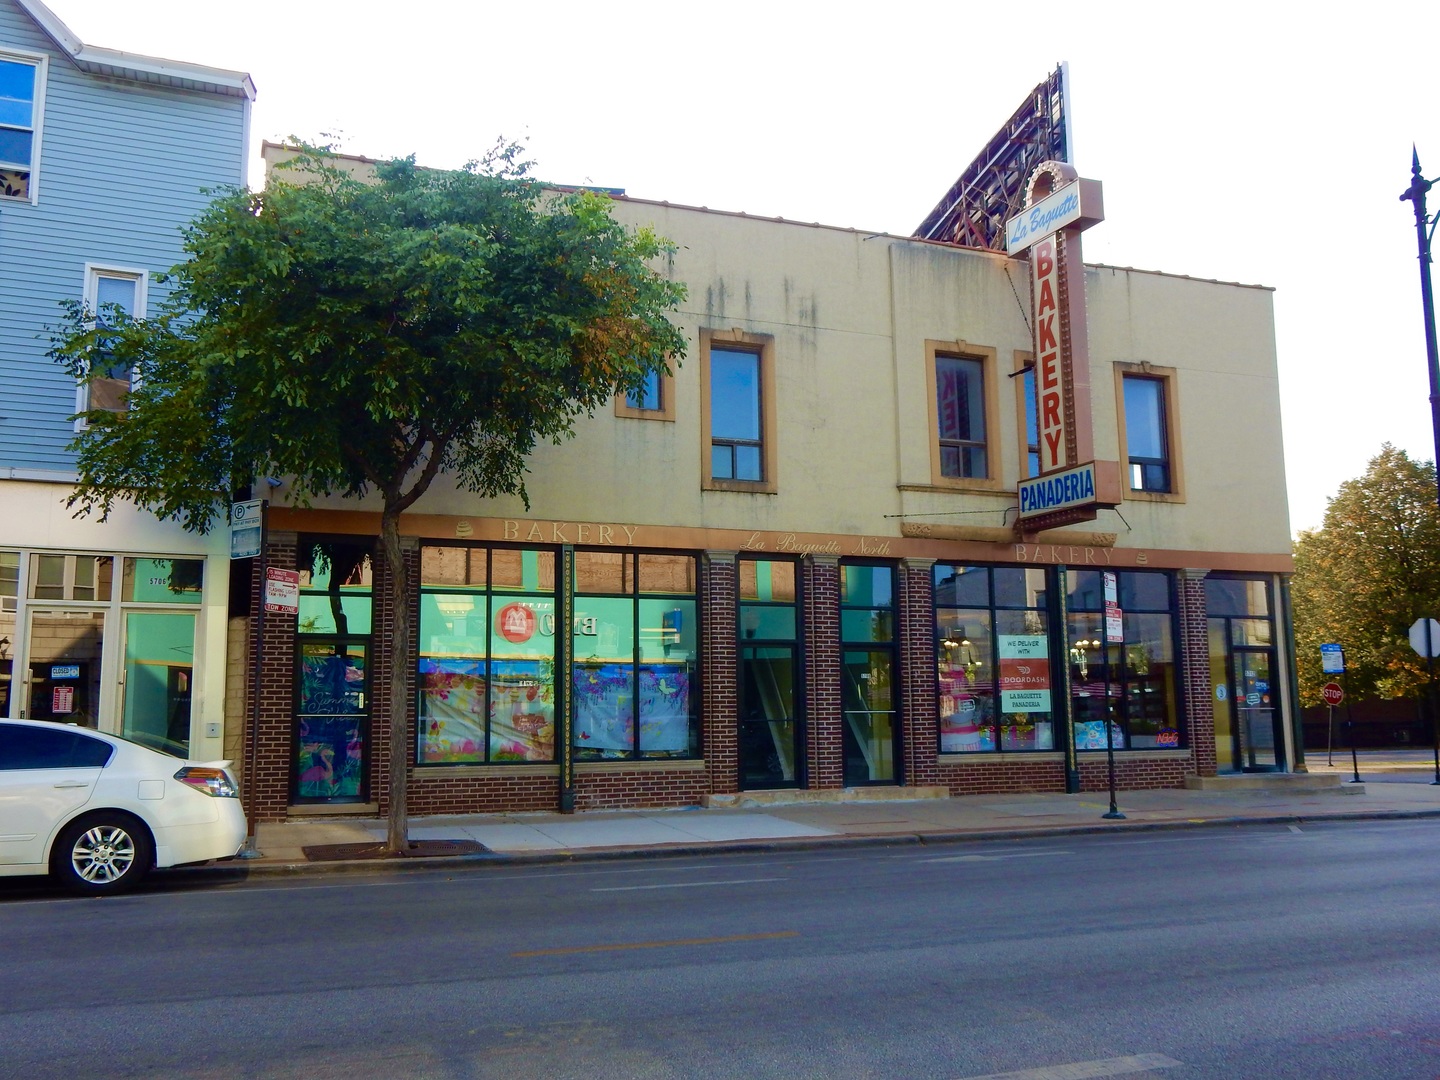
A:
<box><xmin>174</xmin><ymin>767</ymin><xmax>239</xmax><ymax>798</ymax></box>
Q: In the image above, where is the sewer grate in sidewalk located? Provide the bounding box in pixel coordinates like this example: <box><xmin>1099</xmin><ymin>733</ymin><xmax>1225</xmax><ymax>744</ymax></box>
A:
<box><xmin>301</xmin><ymin>839</ymin><xmax>487</xmax><ymax>862</ymax></box>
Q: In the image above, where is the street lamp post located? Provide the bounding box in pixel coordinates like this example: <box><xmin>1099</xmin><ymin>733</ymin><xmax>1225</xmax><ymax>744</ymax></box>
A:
<box><xmin>1401</xmin><ymin>150</ymin><xmax>1440</xmax><ymax>503</ymax></box>
<box><xmin>1401</xmin><ymin>150</ymin><xmax>1440</xmax><ymax>774</ymax></box>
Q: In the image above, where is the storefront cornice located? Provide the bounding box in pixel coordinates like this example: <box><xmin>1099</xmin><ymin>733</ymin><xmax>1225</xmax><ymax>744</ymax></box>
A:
<box><xmin>265</xmin><ymin>508</ymin><xmax>1294</xmax><ymax>575</ymax></box>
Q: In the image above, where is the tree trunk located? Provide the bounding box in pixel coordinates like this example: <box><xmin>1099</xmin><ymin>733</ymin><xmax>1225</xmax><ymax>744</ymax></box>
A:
<box><xmin>381</xmin><ymin>501</ymin><xmax>410</xmax><ymax>854</ymax></box>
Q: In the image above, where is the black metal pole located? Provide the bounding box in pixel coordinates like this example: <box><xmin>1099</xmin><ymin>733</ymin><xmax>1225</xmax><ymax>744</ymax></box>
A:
<box><xmin>1102</xmin><ymin>638</ymin><xmax>1124</xmax><ymax>820</ymax></box>
<box><xmin>1347</xmin><ymin>692</ymin><xmax>1362</xmax><ymax>784</ymax></box>
<box><xmin>1401</xmin><ymin>153</ymin><xmax>1440</xmax><ymax>785</ymax></box>
<box><xmin>240</xmin><ymin>500</ymin><xmax>268</xmax><ymax>856</ymax></box>
<box><xmin>1426</xmin><ymin>619</ymin><xmax>1440</xmax><ymax>786</ymax></box>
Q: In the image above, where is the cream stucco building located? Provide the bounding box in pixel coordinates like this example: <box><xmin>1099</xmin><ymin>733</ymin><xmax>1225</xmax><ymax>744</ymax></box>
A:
<box><xmin>243</xmin><ymin>144</ymin><xmax>1295</xmax><ymax>821</ymax></box>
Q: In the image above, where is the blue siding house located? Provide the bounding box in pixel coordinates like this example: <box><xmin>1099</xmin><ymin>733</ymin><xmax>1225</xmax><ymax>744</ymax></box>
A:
<box><xmin>0</xmin><ymin>0</ymin><xmax>252</xmax><ymax>761</ymax></box>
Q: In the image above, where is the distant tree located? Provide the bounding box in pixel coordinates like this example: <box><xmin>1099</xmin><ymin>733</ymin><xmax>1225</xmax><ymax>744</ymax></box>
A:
<box><xmin>49</xmin><ymin>143</ymin><xmax>687</xmax><ymax>852</ymax></box>
<box><xmin>1291</xmin><ymin>444</ymin><xmax>1440</xmax><ymax>705</ymax></box>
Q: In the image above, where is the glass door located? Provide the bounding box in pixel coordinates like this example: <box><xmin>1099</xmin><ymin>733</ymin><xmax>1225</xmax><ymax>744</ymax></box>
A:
<box><xmin>739</xmin><ymin>646</ymin><xmax>802</xmax><ymax>789</ymax></box>
<box><xmin>121</xmin><ymin>611</ymin><xmax>196</xmax><ymax>755</ymax></box>
<box><xmin>842</xmin><ymin>649</ymin><xmax>896</xmax><ymax>785</ymax></box>
<box><xmin>1235</xmin><ymin>647</ymin><xmax>1282</xmax><ymax>771</ymax></box>
<box><xmin>23</xmin><ymin>609</ymin><xmax>106</xmax><ymax>728</ymax></box>
<box><xmin>294</xmin><ymin>641</ymin><xmax>369</xmax><ymax>802</ymax></box>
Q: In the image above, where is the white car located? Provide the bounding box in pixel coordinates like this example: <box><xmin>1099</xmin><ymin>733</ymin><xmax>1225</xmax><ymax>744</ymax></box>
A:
<box><xmin>0</xmin><ymin>718</ymin><xmax>247</xmax><ymax>895</ymax></box>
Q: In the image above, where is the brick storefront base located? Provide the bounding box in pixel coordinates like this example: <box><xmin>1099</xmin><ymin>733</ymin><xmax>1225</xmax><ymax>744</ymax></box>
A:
<box><xmin>937</xmin><ymin>753</ymin><xmax>1194</xmax><ymax>796</ymax></box>
<box><xmin>404</xmin><ymin>769</ymin><xmax>711</xmax><ymax>816</ymax></box>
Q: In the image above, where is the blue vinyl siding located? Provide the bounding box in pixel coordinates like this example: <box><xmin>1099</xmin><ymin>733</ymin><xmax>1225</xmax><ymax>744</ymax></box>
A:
<box><xmin>0</xmin><ymin>0</ymin><xmax>246</xmax><ymax>473</ymax></box>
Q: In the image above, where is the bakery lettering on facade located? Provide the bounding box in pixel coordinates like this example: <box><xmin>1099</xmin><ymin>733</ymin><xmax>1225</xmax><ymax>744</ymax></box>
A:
<box><xmin>502</xmin><ymin>520</ymin><xmax>639</xmax><ymax>545</ymax></box>
<box><xmin>1013</xmin><ymin>544</ymin><xmax>1148</xmax><ymax>566</ymax></box>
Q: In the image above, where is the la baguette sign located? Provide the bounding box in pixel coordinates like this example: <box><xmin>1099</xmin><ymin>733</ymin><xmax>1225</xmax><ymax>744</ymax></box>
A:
<box><xmin>1005</xmin><ymin>176</ymin><xmax>1104</xmax><ymax>256</ymax></box>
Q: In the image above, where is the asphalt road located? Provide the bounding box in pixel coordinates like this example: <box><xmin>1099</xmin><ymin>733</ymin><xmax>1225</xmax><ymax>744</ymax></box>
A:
<box><xmin>4</xmin><ymin>819</ymin><xmax>1440</xmax><ymax>1079</ymax></box>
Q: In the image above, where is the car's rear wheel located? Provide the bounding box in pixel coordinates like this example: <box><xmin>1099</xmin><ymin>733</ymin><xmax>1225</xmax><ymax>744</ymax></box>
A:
<box><xmin>53</xmin><ymin>814</ymin><xmax>153</xmax><ymax>896</ymax></box>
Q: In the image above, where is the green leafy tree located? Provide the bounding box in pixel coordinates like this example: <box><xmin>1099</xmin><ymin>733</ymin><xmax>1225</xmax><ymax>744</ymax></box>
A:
<box><xmin>50</xmin><ymin>144</ymin><xmax>687</xmax><ymax>852</ymax></box>
<box><xmin>1292</xmin><ymin>444</ymin><xmax>1440</xmax><ymax>706</ymax></box>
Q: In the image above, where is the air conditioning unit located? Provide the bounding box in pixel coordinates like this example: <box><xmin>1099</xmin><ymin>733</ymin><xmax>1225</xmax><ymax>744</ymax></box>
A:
<box><xmin>0</xmin><ymin>596</ymin><xmax>15</xmax><ymax>613</ymax></box>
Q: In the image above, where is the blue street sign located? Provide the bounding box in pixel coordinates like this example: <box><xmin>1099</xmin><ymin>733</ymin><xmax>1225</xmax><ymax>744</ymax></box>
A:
<box><xmin>1320</xmin><ymin>643</ymin><xmax>1345</xmax><ymax>674</ymax></box>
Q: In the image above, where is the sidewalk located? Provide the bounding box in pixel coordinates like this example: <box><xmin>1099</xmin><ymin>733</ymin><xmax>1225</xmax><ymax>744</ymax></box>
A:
<box><xmin>205</xmin><ymin>751</ymin><xmax>1440</xmax><ymax>878</ymax></box>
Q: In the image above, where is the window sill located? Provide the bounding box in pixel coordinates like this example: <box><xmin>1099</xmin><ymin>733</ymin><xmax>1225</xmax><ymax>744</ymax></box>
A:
<box><xmin>899</xmin><ymin>481</ymin><xmax>1011</xmax><ymax>496</ymax></box>
<box><xmin>577</xmin><ymin>758</ymin><xmax>707</xmax><ymax>772</ymax></box>
<box><xmin>286</xmin><ymin>801</ymin><xmax>380</xmax><ymax>816</ymax></box>
<box><xmin>413</xmin><ymin>764</ymin><xmax>558</xmax><ymax>778</ymax></box>
<box><xmin>704</xmin><ymin>478</ymin><xmax>778</xmax><ymax>495</ymax></box>
<box><xmin>1124</xmin><ymin>488</ymin><xmax>1186</xmax><ymax>504</ymax></box>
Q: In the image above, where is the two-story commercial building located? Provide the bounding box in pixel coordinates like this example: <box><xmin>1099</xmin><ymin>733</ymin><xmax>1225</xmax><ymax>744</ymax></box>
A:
<box><xmin>0</xmin><ymin>0</ymin><xmax>252</xmax><ymax>761</ymax></box>
<box><xmin>242</xmin><ymin>142</ymin><xmax>1297</xmax><ymax>823</ymax></box>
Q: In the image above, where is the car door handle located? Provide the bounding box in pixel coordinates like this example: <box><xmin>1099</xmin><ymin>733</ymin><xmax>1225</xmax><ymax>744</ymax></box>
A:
<box><xmin>53</xmin><ymin>781</ymin><xmax>90</xmax><ymax>789</ymax></box>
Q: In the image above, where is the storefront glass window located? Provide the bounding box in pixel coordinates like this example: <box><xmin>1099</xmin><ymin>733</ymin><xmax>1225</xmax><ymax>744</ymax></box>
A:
<box><xmin>574</xmin><ymin>550</ymin><xmax>697</xmax><ymax>761</ymax></box>
<box><xmin>1067</xmin><ymin>570</ymin><xmax>1181</xmax><ymax>750</ymax></box>
<box><xmin>935</xmin><ymin>565</ymin><xmax>1053</xmax><ymax>752</ymax></box>
<box><xmin>0</xmin><ymin>551</ymin><xmax>16</xmax><ymax>718</ymax></box>
<box><xmin>121</xmin><ymin>558</ymin><xmax>203</xmax><ymax>604</ymax></box>
<box><xmin>29</xmin><ymin>554</ymin><xmax>113</xmax><ymax>602</ymax></box>
<box><xmin>418</xmin><ymin>545</ymin><xmax>555</xmax><ymax>765</ymax></box>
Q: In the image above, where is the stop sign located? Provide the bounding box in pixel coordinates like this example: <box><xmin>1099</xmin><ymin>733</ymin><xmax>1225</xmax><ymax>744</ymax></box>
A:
<box><xmin>1321</xmin><ymin>682</ymin><xmax>1344</xmax><ymax>707</ymax></box>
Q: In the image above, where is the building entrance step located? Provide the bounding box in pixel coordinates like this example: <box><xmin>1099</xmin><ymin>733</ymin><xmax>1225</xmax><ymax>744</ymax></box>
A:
<box><xmin>1183</xmin><ymin>773</ymin><xmax>1359</xmax><ymax>794</ymax></box>
<box><xmin>704</xmin><ymin>785</ymin><xmax>950</xmax><ymax>809</ymax></box>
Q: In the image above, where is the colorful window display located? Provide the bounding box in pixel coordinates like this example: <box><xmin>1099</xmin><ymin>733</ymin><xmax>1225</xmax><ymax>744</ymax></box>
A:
<box><xmin>573</xmin><ymin>551</ymin><xmax>698</xmax><ymax>760</ymax></box>
<box><xmin>296</xmin><ymin>643</ymin><xmax>367</xmax><ymax>799</ymax></box>
<box><xmin>417</xmin><ymin>546</ymin><xmax>556</xmax><ymax>765</ymax></box>
<box><xmin>934</xmin><ymin>565</ymin><xmax>1053</xmax><ymax>753</ymax></box>
<box><xmin>293</xmin><ymin>540</ymin><xmax>373</xmax><ymax>803</ymax></box>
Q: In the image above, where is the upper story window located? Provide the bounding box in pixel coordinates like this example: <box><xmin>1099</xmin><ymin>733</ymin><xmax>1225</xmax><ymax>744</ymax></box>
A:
<box><xmin>1017</xmin><ymin>355</ymin><xmax>1040</xmax><ymax>479</ymax></box>
<box><xmin>701</xmin><ymin>328</ymin><xmax>777</xmax><ymax>492</ymax></box>
<box><xmin>0</xmin><ymin>53</ymin><xmax>44</xmax><ymax>202</ymax></box>
<box><xmin>614</xmin><ymin>367</ymin><xmax>675</xmax><ymax>421</ymax></box>
<box><xmin>77</xmin><ymin>267</ymin><xmax>148</xmax><ymax>423</ymax></box>
<box><xmin>628</xmin><ymin>372</ymin><xmax>661</xmax><ymax>411</ymax></box>
<box><xmin>1117</xmin><ymin>365</ymin><xmax>1182</xmax><ymax>499</ymax></box>
<box><xmin>925</xmin><ymin>340</ymin><xmax>1002</xmax><ymax>491</ymax></box>
<box><xmin>711</xmin><ymin>348</ymin><xmax>761</xmax><ymax>479</ymax></box>
<box><xmin>936</xmin><ymin>354</ymin><xmax>987</xmax><ymax>478</ymax></box>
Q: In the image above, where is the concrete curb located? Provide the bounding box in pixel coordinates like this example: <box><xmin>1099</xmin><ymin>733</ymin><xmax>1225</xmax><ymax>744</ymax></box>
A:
<box><xmin>159</xmin><ymin>806</ymin><xmax>1440</xmax><ymax>884</ymax></box>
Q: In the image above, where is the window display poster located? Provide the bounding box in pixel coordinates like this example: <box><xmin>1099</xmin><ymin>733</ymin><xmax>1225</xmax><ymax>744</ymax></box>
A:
<box><xmin>998</xmin><ymin>634</ymin><xmax>1050</xmax><ymax>712</ymax></box>
<box><xmin>418</xmin><ymin>659</ymin><xmax>486</xmax><ymax>763</ymax></box>
<box><xmin>1074</xmin><ymin>720</ymin><xmax>1125</xmax><ymax>750</ymax></box>
<box><xmin>573</xmin><ymin>663</ymin><xmax>690</xmax><ymax>756</ymax></box>
<box><xmin>490</xmin><ymin>661</ymin><xmax>554</xmax><ymax>761</ymax></box>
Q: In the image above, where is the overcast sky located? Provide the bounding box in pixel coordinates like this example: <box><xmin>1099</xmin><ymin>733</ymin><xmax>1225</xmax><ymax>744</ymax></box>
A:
<box><xmin>48</xmin><ymin>0</ymin><xmax>1440</xmax><ymax>536</ymax></box>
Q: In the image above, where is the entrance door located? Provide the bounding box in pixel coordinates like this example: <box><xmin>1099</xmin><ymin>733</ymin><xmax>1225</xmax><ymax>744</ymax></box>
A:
<box><xmin>739</xmin><ymin>646</ymin><xmax>802</xmax><ymax>789</ymax></box>
<box><xmin>22</xmin><ymin>609</ymin><xmax>107</xmax><ymax>728</ymax></box>
<box><xmin>293</xmin><ymin>641</ymin><xmax>369</xmax><ymax>802</ymax></box>
<box><xmin>1234</xmin><ymin>648</ymin><xmax>1283</xmax><ymax>771</ymax></box>
<box><xmin>842</xmin><ymin>649</ymin><xmax>897</xmax><ymax>785</ymax></box>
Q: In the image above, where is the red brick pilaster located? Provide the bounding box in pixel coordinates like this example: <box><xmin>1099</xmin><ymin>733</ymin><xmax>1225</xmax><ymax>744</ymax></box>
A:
<box><xmin>247</xmin><ymin>531</ymin><xmax>297</xmax><ymax>823</ymax></box>
<box><xmin>804</xmin><ymin>555</ymin><xmax>842</xmax><ymax>789</ymax></box>
<box><xmin>701</xmin><ymin>552</ymin><xmax>738</xmax><ymax>795</ymax></box>
<box><xmin>1179</xmin><ymin>568</ymin><xmax>1216</xmax><ymax>777</ymax></box>
<box><xmin>899</xmin><ymin>558</ymin><xmax>940</xmax><ymax>787</ymax></box>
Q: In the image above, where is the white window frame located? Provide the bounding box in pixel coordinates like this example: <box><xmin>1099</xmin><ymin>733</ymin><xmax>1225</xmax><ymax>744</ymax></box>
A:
<box><xmin>75</xmin><ymin>264</ymin><xmax>149</xmax><ymax>429</ymax></box>
<box><xmin>0</xmin><ymin>48</ymin><xmax>47</xmax><ymax>205</ymax></box>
